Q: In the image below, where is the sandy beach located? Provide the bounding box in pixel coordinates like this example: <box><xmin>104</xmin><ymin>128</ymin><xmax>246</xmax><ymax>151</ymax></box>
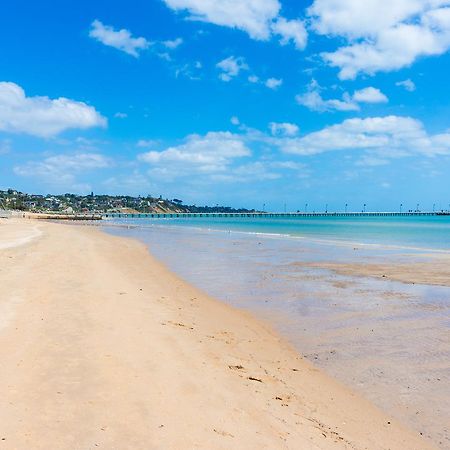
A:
<box><xmin>0</xmin><ymin>219</ymin><xmax>435</xmax><ymax>449</ymax></box>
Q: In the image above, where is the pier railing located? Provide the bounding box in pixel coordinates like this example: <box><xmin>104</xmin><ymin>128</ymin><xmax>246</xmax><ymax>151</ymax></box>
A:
<box><xmin>104</xmin><ymin>211</ymin><xmax>450</xmax><ymax>219</ymax></box>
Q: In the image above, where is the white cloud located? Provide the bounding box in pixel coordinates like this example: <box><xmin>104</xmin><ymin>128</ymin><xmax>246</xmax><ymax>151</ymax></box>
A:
<box><xmin>162</xmin><ymin>0</ymin><xmax>308</xmax><ymax>49</ymax></box>
<box><xmin>157</xmin><ymin>52</ymin><xmax>172</xmax><ymax>61</ymax></box>
<box><xmin>265</xmin><ymin>77</ymin><xmax>283</xmax><ymax>89</ymax></box>
<box><xmin>14</xmin><ymin>153</ymin><xmax>111</xmax><ymax>191</ymax></box>
<box><xmin>162</xmin><ymin>37</ymin><xmax>183</xmax><ymax>49</ymax></box>
<box><xmin>296</xmin><ymin>82</ymin><xmax>388</xmax><ymax>112</ymax></box>
<box><xmin>162</xmin><ymin>0</ymin><xmax>281</xmax><ymax>40</ymax></box>
<box><xmin>352</xmin><ymin>87</ymin><xmax>388</xmax><ymax>103</ymax></box>
<box><xmin>137</xmin><ymin>139</ymin><xmax>159</xmax><ymax>148</ymax></box>
<box><xmin>134</xmin><ymin>116</ymin><xmax>450</xmax><ymax>185</ymax></box>
<box><xmin>271</xmin><ymin>18</ymin><xmax>307</xmax><ymax>49</ymax></box>
<box><xmin>230</xmin><ymin>116</ymin><xmax>240</xmax><ymax>125</ymax></box>
<box><xmin>246</xmin><ymin>74</ymin><xmax>282</xmax><ymax>89</ymax></box>
<box><xmin>276</xmin><ymin>115</ymin><xmax>450</xmax><ymax>157</ymax></box>
<box><xmin>114</xmin><ymin>112</ymin><xmax>128</xmax><ymax>119</ymax></box>
<box><xmin>309</xmin><ymin>1</ymin><xmax>450</xmax><ymax>78</ymax></box>
<box><xmin>322</xmin><ymin>22</ymin><xmax>450</xmax><ymax>79</ymax></box>
<box><xmin>308</xmin><ymin>0</ymin><xmax>432</xmax><ymax>38</ymax></box>
<box><xmin>296</xmin><ymin>89</ymin><xmax>359</xmax><ymax>112</ymax></box>
<box><xmin>396</xmin><ymin>79</ymin><xmax>416</xmax><ymax>91</ymax></box>
<box><xmin>138</xmin><ymin>131</ymin><xmax>251</xmax><ymax>176</ymax></box>
<box><xmin>19</xmin><ymin>153</ymin><xmax>110</xmax><ymax>173</ymax></box>
<box><xmin>0</xmin><ymin>81</ymin><xmax>106</xmax><ymax>137</ymax></box>
<box><xmin>216</xmin><ymin>56</ymin><xmax>248</xmax><ymax>81</ymax></box>
<box><xmin>175</xmin><ymin>61</ymin><xmax>203</xmax><ymax>80</ymax></box>
<box><xmin>89</xmin><ymin>20</ymin><xmax>150</xmax><ymax>57</ymax></box>
<box><xmin>269</xmin><ymin>122</ymin><xmax>299</xmax><ymax>137</ymax></box>
<box><xmin>210</xmin><ymin>159</ymin><xmax>307</xmax><ymax>183</ymax></box>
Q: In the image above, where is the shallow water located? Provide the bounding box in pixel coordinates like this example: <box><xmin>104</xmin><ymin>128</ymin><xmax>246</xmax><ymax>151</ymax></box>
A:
<box><xmin>106</xmin><ymin>214</ymin><xmax>450</xmax><ymax>250</ymax></box>
<box><xmin>104</xmin><ymin>219</ymin><xmax>450</xmax><ymax>448</ymax></box>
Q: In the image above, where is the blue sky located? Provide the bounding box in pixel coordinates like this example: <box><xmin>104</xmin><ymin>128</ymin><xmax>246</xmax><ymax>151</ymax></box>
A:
<box><xmin>1</xmin><ymin>0</ymin><xmax>450</xmax><ymax>211</ymax></box>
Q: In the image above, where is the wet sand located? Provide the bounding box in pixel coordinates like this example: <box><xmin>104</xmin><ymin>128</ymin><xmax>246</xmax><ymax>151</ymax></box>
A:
<box><xmin>103</xmin><ymin>223</ymin><xmax>449</xmax><ymax>448</ymax></box>
<box><xmin>298</xmin><ymin>257</ymin><xmax>450</xmax><ymax>287</ymax></box>
<box><xmin>0</xmin><ymin>218</ymin><xmax>433</xmax><ymax>449</ymax></box>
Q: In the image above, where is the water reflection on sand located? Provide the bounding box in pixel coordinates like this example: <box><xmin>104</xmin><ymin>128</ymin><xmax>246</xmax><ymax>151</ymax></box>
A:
<box><xmin>105</xmin><ymin>223</ymin><xmax>450</xmax><ymax>448</ymax></box>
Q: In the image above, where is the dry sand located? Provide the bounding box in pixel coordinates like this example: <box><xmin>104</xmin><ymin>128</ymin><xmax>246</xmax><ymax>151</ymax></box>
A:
<box><xmin>0</xmin><ymin>219</ymin><xmax>41</xmax><ymax>250</ymax></box>
<box><xmin>0</xmin><ymin>219</ymin><xmax>435</xmax><ymax>449</ymax></box>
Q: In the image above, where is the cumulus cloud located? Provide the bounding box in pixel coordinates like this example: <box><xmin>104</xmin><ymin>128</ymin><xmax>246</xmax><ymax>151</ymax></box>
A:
<box><xmin>296</xmin><ymin>81</ymin><xmax>388</xmax><ymax>112</ymax></box>
<box><xmin>162</xmin><ymin>37</ymin><xmax>183</xmax><ymax>49</ymax></box>
<box><xmin>134</xmin><ymin>116</ymin><xmax>450</xmax><ymax>184</ymax></box>
<box><xmin>308</xmin><ymin>0</ymin><xmax>450</xmax><ymax>78</ymax></box>
<box><xmin>89</xmin><ymin>20</ymin><xmax>150</xmax><ymax>57</ymax></box>
<box><xmin>396</xmin><ymin>79</ymin><xmax>416</xmax><ymax>91</ymax></box>
<box><xmin>296</xmin><ymin>81</ymin><xmax>359</xmax><ymax>112</ymax></box>
<box><xmin>162</xmin><ymin>0</ymin><xmax>307</xmax><ymax>50</ymax></box>
<box><xmin>352</xmin><ymin>87</ymin><xmax>388</xmax><ymax>103</ymax></box>
<box><xmin>265</xmin><ymin>77</ymin><xmax>283</xmax><ymax>89</ymax></box>
<box><xmin>0</xmin><ymin>81</ymin><xmax>106</xmax><ymax>137</ymax></box>
<box><xmin>308</xmin><ymin>0</ymin><xmax>430</xmax><ymax>38</ymax></box>
<box><xmin>296</xmin><ymin>90</ymin><xmax>359</xmax><ymax>112</ymax></box>
<box><xmin>269</xmin><ymin>122</ymin><xmax>299</xmax><ymax>137</ymax></box>
<box><xmin>271</xmin><ymin>18</ymin><xmax>307</xmax><ymax>49</ymax></box>
<box><xmin>162</xmin><ymin>0</ymin><xmax>281</xmax><ymax>40</ymax></box>
<box><xmin>136</xmin><ymin>127</ymin><xmax>310</xmax><ymax>183</ymax></box>
<box><xmin>276</xmin><ymin>115</ymin><xmax>450</xmax><ymax>157</ymax></box>
<box><xmin>138</xmin><ymin>131</ymin><xmax>251</xmax><ymax>176</ymax></box>
<box><xmin>216</xmin><ymin>56</ymin><xmax>249</xmax><ymax>81</ymax></box>
<box><xmin>14</xmin><ymin>153</ymin><xmax>111</xmax><ymax>191</ymax></box>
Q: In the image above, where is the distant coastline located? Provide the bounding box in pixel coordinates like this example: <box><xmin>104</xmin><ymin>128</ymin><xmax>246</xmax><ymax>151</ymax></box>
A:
<box><xmin>0</xmin><ymin>188</ymin><xmax>257</xmax><ymax>215</ymax></box>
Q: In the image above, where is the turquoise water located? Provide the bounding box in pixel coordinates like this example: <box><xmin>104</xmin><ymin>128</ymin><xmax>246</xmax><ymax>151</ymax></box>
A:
<box><xmin>107</xmin><ymin>215</ymin><xmax>450</xmax><ymax>250</ymax></box>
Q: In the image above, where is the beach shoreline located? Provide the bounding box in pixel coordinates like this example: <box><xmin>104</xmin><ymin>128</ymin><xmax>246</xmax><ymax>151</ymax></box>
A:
<box><xmin>103</xmin><ymin>218</ymin><xmax>450</xmax><ymax>448</ymax></box>
<box><xmin>0</xmin><ymin>218</ymin><xmax>436</xmax><ymax>449</ymax></box>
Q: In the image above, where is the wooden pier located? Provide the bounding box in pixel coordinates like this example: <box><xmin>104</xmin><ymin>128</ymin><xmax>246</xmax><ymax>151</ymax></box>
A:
<box><xmin>104</xmin><ymin>211</ymin><xmax>450</xmax><ymax>219</ymax></box>
<box><xmin>20</xmin><ymin>212</ymin><xmax>103</xmax><ymax>220</ymax></box>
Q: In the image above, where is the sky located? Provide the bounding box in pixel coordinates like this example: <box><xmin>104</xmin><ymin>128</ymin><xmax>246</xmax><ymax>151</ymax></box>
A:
<box><xmin>1</xmin><ymin>0</ymin><xmax>450</xmax><ymax>212</ymax></box>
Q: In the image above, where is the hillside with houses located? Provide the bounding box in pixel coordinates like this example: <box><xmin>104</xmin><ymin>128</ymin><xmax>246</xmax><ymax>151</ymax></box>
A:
<box><xmin>0</xmin><ymin>189</ymin><xmax>256</xmax><ymax>215</ymax></box>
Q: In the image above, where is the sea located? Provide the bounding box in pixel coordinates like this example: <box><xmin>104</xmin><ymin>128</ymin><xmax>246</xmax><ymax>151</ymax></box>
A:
<box><xmin>102</xmin><ymin>215</ymin><xmax>450</xmax><ymax>448</ymax></box>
